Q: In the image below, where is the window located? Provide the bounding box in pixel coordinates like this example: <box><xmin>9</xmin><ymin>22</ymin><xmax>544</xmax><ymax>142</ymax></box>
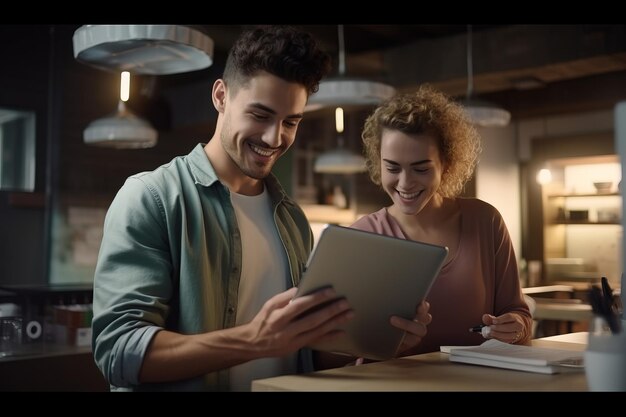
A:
<box><xmin>0</xmin><ymin>108</ymin><xmax>36</xmax><ymax>192</ymax></box>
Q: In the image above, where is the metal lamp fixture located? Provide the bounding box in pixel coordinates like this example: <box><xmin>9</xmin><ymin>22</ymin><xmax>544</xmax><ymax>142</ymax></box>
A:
<box><xmin>312</xmin><ymin>25</ymin><xmax>384</xmax><ymax>174</ymax></box>
<box><xmin>83</xmin><ymin>71</ymin><xmax>158</xmax><ymax>149</ymax></box>
<box><xmin>314</xmin><ymin>107</ymin><xmax>366</xmax><ymax>174</ymax></box>
<box><xmin>305</xmin><ymin>25</ymin><xmax>396</xmax><ymax>112</ymax></box>
<box><xmin>461</xmin><ymin>25</ymin><xmax>511</xmax><ymax>127</ymax></box>
<box><xmin>72</xmin><ymin>25</ymin><xmax>214</xmax><ymax>75</ymax></box>
<box><xmin>74</xmin><ymin>24</ymin><xmax>214</xmax><ymax>148</ymax></box>
<box><xmin>305</xmin><ymin>79</ymin><xmax>396</xmax><ymax>112</ymax></box>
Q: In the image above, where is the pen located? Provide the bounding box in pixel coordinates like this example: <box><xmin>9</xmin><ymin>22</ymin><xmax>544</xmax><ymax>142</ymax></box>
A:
<box><xmin>601</xmin><ymin>277</ymin><xmax>615</xmax><ymax>310</ymax></box>
<box><xmin>469</xmin><ymin>325</ymin><xmax>491</xmax><ymax>338</ymax></box>
<box><xmin>589</xmin><ymin>284</ymin><xmax>621</xmax><ymax>334</ymax></box>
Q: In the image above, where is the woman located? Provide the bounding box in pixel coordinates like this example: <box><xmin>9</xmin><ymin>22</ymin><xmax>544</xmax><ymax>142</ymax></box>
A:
<box><xmin>351</xmin><ymin>85</ymin><xmax>532</xmax><ymax>354</ymax></box>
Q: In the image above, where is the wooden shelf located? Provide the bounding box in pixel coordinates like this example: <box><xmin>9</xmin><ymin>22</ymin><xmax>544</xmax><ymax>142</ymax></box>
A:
<box><xmin>548</xmin><ymin>192</ymin><xmax>620</xmax><ymax>198</ymax></box>
<box><xmin>539</xmin><ymin>158</ymin><xmax>622</xmax><ymax>287</ymax></box>
<box><xmin>549</xmin><ymin>220</ymin><xmax>621</xmax><ymax>225</ymax></box>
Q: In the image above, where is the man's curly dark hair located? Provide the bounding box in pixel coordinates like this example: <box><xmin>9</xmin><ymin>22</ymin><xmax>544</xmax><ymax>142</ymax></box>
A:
<box><xmin>223</xmin><ymin>26</ymin><xmax>331</xmax><ymax>97</ymax></box>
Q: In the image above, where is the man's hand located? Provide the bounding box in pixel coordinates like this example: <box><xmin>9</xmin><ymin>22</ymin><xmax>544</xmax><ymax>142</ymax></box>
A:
<box><xmin>245</xmin><ymin>287</ymin><xmax>354</xmax><ymax>358</ymax></box>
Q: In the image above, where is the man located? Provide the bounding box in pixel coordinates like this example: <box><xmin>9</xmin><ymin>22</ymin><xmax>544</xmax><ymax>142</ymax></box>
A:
<box><xmin>92</xmin><ymin>25</ymin><xmax>431</xmax><ymax>391</ymax></box>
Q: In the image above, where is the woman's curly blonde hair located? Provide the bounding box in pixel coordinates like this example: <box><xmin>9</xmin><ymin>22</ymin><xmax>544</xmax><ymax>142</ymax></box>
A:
<box><xmin>361</xmin><ymin>85</ymin><xmax>481</xmax><ymax>198</ymax></box>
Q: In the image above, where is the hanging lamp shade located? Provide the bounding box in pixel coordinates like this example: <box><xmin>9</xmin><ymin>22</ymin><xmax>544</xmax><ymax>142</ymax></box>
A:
<box><xmin>84</xmin><ymin>101</ymin><xmax>157</xmax><ymax>149</ymax></box>
<box><xmin>312</xmin><ymin>26</ymin><xmax>382</xmax><ymax>174</ymax></box>
<box><xmin>461</xmin><ymin>25</ymin><xmax>510</xmax><ymax>127</ymax></box>
<box><xmin>314</xmin><ymin>105</ymin><xmax>366</xmax><ymax>174</ymax></box>
<box><xmin>462</xmin><ymin>98</ymin><xmax>511</xmax><ymax>127</ymax></box>
<box><xmin>305</xmin><ymin>25</ymin><xmax>395</xmax><ymax>112</ymax></box>
<box><xmin>83</xmin><ymin>71</ymin><xmax>157</xmax><ymax>149</ymax></box>
<box><xmin>305</xmin><ymin>78</ymin><xmax>396</xmax><ymax>112</ymax></box>
<box><xmin>72</xmin><ymin>25</ymin><xmax>214</xmax><ymax>75</ymax></box>
<box><xmin>314</xmin><ymin>144</ymin><xmax>366</xmax><ymax>174</ymax></box>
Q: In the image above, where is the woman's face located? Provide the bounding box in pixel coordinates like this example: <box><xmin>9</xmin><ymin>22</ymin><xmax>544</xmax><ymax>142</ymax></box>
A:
<box><xmin>380</xmin><ymin>129</ymin><xmax>444</xmax><ymax>216</ymax></box>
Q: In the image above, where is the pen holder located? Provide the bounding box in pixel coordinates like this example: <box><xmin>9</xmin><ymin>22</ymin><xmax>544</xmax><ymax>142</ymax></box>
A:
<box><xmin>585</xmin><ymin>319</ymin><xmax>626</xmax><ymax>392</ymax></box>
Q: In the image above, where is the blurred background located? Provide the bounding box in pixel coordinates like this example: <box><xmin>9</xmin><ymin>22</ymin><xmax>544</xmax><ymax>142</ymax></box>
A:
<box><xmin>1</xmin><ymin>24</ymin><xmax>625</xmax><ymax>390</ymax></box>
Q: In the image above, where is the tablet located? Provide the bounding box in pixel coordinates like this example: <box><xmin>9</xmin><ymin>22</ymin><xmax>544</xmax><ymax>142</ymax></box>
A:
<box><xmin>295</xmin><ymin>224</ymin><xmax>448</xmax><ymax>360</ymax></box>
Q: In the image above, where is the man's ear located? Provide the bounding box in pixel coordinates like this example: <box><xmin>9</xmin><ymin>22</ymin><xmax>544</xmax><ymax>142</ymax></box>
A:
<box><xmin>212</xmin><ymin>79</ymin><xmax>227</xmax><ymax>112</ymax></box>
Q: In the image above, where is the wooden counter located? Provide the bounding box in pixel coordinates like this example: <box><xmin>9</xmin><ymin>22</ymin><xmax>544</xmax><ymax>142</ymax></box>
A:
<box><xmin>252</xmin><ymin>334</ymin><xmax>587</xmax><ymax>392</ymax></box>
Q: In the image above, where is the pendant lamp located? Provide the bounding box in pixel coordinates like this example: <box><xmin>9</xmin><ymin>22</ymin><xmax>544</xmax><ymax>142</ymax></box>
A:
<box><xmin>83</xmin><ymin>71</ymin><xmax>157</xmax><ymax>149</ymax></box>
<box><xmin>461</xmin><ymin>25</ymin><xmax>510</xmax><ymax>127</ymax></box>
<box><xmin>74</xmin><ymin>24</ymin><xmax>213</xmax><ymax>148</ymax></box>
<box><xmin>314</xmin><ymin>107</ymin><xmax>366</xmax><ymax>174</ymax></box>
<box><xmin>72</xmin><ymin>25</ymin><xmax>214</xmax><ymax>75</ymax></box>
<box><xmin>313</xmin><ymin>26</ymin><xmax>384</xmax><ymax>174</ymax></box>
<box><xmin>305</xmin><ymin>25</ymin><xmax>396</xmax><ymax>112</ymax></box>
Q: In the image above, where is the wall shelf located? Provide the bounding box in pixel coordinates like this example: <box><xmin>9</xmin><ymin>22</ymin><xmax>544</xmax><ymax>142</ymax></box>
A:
<box><xmin>549</xmin><ymin>220</ymin><xmax>621</xmax><ymax>225</ymax></box>
<box><xmin>548</xmin><ymin>192</ymin><xmax>620</xmax><ymax>198</ymax></box>
<box><xmin>540</xmin><ymin>157</ymin><xmax>622</xmax><ymax>286</ymax></box>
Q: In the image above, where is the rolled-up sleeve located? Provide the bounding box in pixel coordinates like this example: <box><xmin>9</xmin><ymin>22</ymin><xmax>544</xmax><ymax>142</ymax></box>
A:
<box><xmin>92</xmin><ymin>177</ymin><xmax>173</xmax><ymax>387</ymax></box>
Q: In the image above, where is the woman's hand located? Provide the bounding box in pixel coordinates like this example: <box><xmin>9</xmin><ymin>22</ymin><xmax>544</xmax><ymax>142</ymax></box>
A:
<box><xmin>391</xmin><ymin>301</ymin><xmax>432</xmax><ymax>356</ymax></box>
<box><xmin>482</xmin><ymin>313</ymin><xmax>526</xmax><ymax>344</ymax></box>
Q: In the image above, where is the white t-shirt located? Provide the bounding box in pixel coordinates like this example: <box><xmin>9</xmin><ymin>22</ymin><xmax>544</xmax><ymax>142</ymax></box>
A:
<box><xmin>228</xmin><ymin>187</ymin><xmax>297</xmax><ymax>391</ymax></box>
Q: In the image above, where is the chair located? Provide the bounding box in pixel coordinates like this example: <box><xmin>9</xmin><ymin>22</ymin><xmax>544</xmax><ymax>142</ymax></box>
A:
<box><xmin>523</xmin><ymin>285</ymin><xmax>593</xmax><ymax>337</ymax></box>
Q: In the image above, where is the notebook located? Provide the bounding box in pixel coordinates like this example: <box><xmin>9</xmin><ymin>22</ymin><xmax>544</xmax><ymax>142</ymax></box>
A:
<box><xmin>294</xmin><ymin>224</ymin><xmax>448</xmax><ymax>360</ymax></box>
<box><xmin>449</xmin><ymin>339</ymin><xmax>585</xmax><ymax>374</ymax></box>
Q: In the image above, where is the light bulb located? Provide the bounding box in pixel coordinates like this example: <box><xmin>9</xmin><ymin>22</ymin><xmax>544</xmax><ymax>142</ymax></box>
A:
<box><xmin>120</xmin><ymin>71</ymin><xmax>130</xmax><ymax>102</ymax></box>
<box><xmin>536</xmin><ymin>168</ymin><xmax>552</xmax><ymax>185</ymax></box>
<box><xmin>335</xmin><ymin>107</ymin><xmax>344</xmax><ymax>133</ymax></box>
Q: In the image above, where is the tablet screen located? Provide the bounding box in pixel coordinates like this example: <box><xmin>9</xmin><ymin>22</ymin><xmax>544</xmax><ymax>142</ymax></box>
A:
<box><xmin>295</xmin><ymin>224</ymin><xmax>448</xmax><ymax>360</ymax></box>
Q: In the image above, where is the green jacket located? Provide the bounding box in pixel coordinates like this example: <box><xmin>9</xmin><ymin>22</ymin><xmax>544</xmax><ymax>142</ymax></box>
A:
<box><xmin>92</xmin><ymin>144</ymin><xmax>313</xmax><ymax>391</ymax></box>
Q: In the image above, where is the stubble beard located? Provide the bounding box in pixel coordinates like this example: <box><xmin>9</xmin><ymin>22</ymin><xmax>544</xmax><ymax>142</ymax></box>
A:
<box><xmin>220</xmin><ymin>128</ymin><xmax>272</xmax><ymax>181</ymax></box>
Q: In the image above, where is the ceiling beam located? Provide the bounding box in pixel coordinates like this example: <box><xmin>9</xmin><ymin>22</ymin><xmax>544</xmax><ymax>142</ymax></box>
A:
<box><xmin>381</xmin><ymin>25</ymin><xmax>626</xmax><ymax>96</ymax></box>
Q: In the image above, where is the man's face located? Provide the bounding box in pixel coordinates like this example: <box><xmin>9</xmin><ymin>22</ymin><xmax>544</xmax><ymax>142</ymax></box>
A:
<box><xmin>219</xmin><ymin>72</ymin><xmax>308</xmax><ymax>180</ymax></box>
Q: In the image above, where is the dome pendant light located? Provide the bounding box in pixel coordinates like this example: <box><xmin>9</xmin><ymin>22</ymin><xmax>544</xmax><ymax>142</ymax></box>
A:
<box><xmin>305</xmin><ymin>25</ymin><xmax>396</xmax><ymax>112</ymax></box>
<box><xmin>314</xmin><ymin>107</ymin><xmax>366</xmax><ymax>174</ymax></box>
<box><xmin>83</xmin><ymin>71</ymin><xmax>158</xmax><ymax>149</ymax></box>
<box><xmin>461</xmin><ymin>25</ymin><xmax>511</xmax><ymax>127</ymax></box>
<box><xmin>72</xmin><ymin>25</ymin><xmax>214</xmax><ymax>75</ymax></box>
<box><xmin>312</xmin><ymin>26</ymin><xmax>380</xmax><ymax>174</ymax></box>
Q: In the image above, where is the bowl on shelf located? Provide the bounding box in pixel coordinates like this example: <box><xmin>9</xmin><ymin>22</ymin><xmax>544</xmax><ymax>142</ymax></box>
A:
<box><xmin>593</xmin><ymin>182</ymin><xmax>613</xmax><ymax>194</ymax></box>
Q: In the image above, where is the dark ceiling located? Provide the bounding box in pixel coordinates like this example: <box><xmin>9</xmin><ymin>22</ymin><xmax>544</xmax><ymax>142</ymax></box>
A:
<box><xmin>203</xmin><ymin>24</ymin><xmax>499</xmax><ymax>58</ymax></box>
<box><xmin>199</xmin><ymin>25</ymin><xmax>626</xmax><ymax>119</ymax></box>
<box><xmin>294</xmin><ymin>25</ymin><xmax>500</xmax><ymax>54</ymax></box>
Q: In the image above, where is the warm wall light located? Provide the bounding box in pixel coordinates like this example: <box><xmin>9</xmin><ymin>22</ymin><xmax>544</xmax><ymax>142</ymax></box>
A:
<box><xmin>536</xmin><ymin>168</ymin><xmax>553</xmax><ymax>185</ymax></box>
<box><xmin>83</xmin><ymin>72</ymin><xmax>158</xmax><ymax>149</ymax></box>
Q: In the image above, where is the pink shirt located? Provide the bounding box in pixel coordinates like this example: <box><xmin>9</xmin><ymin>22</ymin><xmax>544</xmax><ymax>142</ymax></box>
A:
<box><xmin>351</xmin><ymin>198</ymin><xmax>532</xmax><ymax>354</ymax></box>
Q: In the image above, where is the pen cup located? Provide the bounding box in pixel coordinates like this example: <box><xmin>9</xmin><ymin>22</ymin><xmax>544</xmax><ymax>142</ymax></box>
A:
<box><xmin>584</xmin><ymin>321</ymin><xmax>626</xmax><ymax>392</ymax></box>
